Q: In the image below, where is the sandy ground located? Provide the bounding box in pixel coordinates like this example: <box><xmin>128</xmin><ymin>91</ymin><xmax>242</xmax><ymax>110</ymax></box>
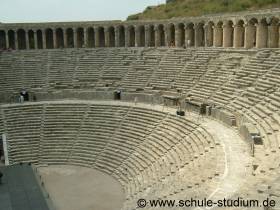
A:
<box><xmin>37</xmin><ymin>165</ymin><xmax>125</xmax><ymax>210</ymax></box>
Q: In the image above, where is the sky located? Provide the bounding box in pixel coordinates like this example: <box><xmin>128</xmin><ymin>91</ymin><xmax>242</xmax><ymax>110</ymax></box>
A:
<box><xmin>0</xmin><ymin>0</ymin><xmax>165</xmax><ymax>23</ymax></box>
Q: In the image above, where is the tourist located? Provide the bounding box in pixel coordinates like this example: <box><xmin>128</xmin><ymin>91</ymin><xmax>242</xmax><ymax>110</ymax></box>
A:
<box><xmin>19</xmin><ymin>95</ymin><xmax>24</xmax><ymax>103</ymax></box>
<box><xmin>187</xmin><ymin>40</ymin><xmax>191</xmax><ymax>47</ymax></box>
<box><xmin>20</xmin><ymin>90</ymin><xmax>29</xmax><ymax>101</ymax></box>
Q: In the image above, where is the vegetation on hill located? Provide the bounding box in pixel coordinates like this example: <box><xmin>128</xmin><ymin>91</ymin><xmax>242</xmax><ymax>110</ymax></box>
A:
<box><xmin>127</xmin><ymin>0</ymin><xmax>280</xmax><ymax>20</ymax></box>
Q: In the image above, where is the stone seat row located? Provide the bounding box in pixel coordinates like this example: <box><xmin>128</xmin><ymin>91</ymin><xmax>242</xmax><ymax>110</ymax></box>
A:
<box><xmin>0</xmin><ymin>102</ymin><xmax>221</xmax><ymax>202</ymax></box>
<box><xmin>0</xmin><ymin>48</ymin><xmax>224</xmax><ymax>94</ymax></box>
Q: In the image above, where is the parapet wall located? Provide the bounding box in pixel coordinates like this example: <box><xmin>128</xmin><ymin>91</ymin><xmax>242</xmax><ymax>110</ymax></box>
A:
<box><xmin>0</xmin><ymin>9</ymin><xmax>279</xmax><ymax>50</ymax></box>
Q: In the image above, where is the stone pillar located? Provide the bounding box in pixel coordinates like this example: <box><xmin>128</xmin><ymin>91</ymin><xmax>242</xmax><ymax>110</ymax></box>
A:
<box><xmin>203</xmin><ymin>25</ymin><xmax>208</xmax><ymax>47</ymax></box>
<box><xmin>213</xmin><ymin>25</ymin><xmax>223</xmax><ymax>47</ymax></box>
<box><xmin>104</xmin><ymin>27</ymin><xmax>110</xmax><ymax>47</ymax></box>
<box><xmin>233</xmin><ymin>24</ymin><xmax>244</xmax><ymax>48</ymax></box>
<box><xmin>134</xmin><ymin>27</ymin><xmax>138</xmax><ymax>47</ymax></box>
<box><xmin>145</xmin><ymin>25</ymin><xmax>150</xmax><ymax>47</ymax></box>
<box><xmin>14</xmin><ymin>31</ymin><xmax>18</xmax><ymax>50</ymax></box>
<box><xmin>203</xmin><ymin>25</ymin><xmax>207</xmax><ymax>47</ymax></box>
<box><xmin>135</xmin><ymin>27</ymin><xmax>138</xmax><ymax>47</ymax></box>
<box><xmin>244</xmin><ymin>23</ymin><xmax>255</xmax><ymax>49</ymax></box>
<box><xmin>185</xmin><ymin>25</ymin><xmax>193</xmax><ymax>47</ymax></box>
<box><xmin>164</xmin><ymin>27</ymin><xmax>168</xmax><ymax>46</ymax></box>
<box><xmin>5</xmin><ymin>31</ymin><xmax>9</xmax><ymax>49</ymax></box>
<box><xmin>135</xmin><ymin>27</ymin><xmax>141</xmax><ymax>47</ymax></box>
<box><xmin>204</xmin><ymin>25</ymin><xmax>212</xmax><ymax>47</ymax></box>
<box><xmin>223</xmin><ymin>23</ymin><xmax>233</xmax><ymax>47</ymax></box>
<box><xmin>84</xmin><ymin>28</ymin><xmax>88</xmax><ymax>48</ymax></box>
<box><xmin>194</xmin><ymin>24</ymin><xmax>203</xmax><ymax>47</ymax></box>
<box><xmin>42</xmin><ymin>30</ymin><xmax>46</xmax><ymax>49</ymax></box>
<box><xmin>125</xmin><ymin>26</ymin><xmax>130</xmax><ymax>47</ymax></box>
<box><xmin>155</xmin><ymin>26</ymin><xmax>160</xmax><ymax>47</ymax></box>
<box><xmin>73</xmin><ymin>29</ymin><xmax>77</xmax><ymax>48</ymax></box>
<box><xmin>25</xmin><ymin>31</ymin><xmax>29</xmax><ymax>49</ymax></box>
<box><xmin>94</xmin><ymin>27</ymin><xmax>99</xmax><ymax>47</ymax></box>
<box><xmin>268</xmin><ymin>24</ymin><xmax>278</xmax><ymax>48</ymax></box>
<box><xmin>63</xmin><ymin>29</ymin><xmax>67</xmax><ymax>48</ymax></box>
<box><xmin>179</xmin><ymin>25</ymin><xmax>186</xmax><ymax>47</ymax></box>
<box><xmin>166</xmin><ymin>26</ymin><xmax>171</xmax><ymax>46</ymax></box>
<box><xmin>279</xmin><ymin>26</ymin><xmax>280</xmax><ymax>48</ymax></box>
<box><xmin>126</xmin><ymin>26</ymin><xmax>131</xmax><ymax>47</ymax></box>
<box><xmin>127</xmin><ymin>27</ymin><xmax>133</xmax><ymax>47</ymax></box>
<box><xmin>53</xmin><ymin>29</ymin><xmax>57</xmax><ymax>48</ymax></box>
<box><xmin>256</xmin><ymin>23</ymin><xmax>268</xmax><ymax>48</ymax></box>
<box><xmin>194</xmin><ymin>24</ymin><xmax>198</xmax><ymax>47</ymax></box>
<box><xmin>34</xmin><ymin>30</ymin><xmax>38</xmax><ymax>49</ymax></box>
<box><xmin>185</xmin><ymin>25</ymin><xmax>189</xmax><ymax>47</ymax></box>
<box><xmin>175</xmin><ymin>25</ymin><xmax>180</xmax><ymax>47</ymax></box>
<box><xmin>115</xmin><ymin>27</ymin><xmax>120</xmax><ymax>47</ymax></box>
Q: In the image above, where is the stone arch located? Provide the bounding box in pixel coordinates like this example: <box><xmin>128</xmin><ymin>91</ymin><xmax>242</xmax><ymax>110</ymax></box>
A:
<box><xmin>0</xmin><ymin>30</ymin><xmax>6</xmax><ymax>49</ymax></box>
<box><xmin>108</xmin><ymin>26</ymin><xmax>115</xmax><ymax>47</ymax></box>
<box><xmin>195</xmin><ymin>22</ymin><xmax>205</xmax><ymax>47</ymax></box>
<box><xmin>148</xmin><ymin>25</ymin><xmax>155</xmax><ymax>47</ymax></box>
<box><xmin>186</xmin><ymin>23</ymin><xmax>194</xmax><ymax>47</ymax></box>
<box><xmin>45</xmin><ymin>28</ymin><xmax>54</xmax><ymax>49</ymax></box>
<box><xmin>87</xmin><ymin>27</ymin><xmax>95</xmax><ymax>48</ymax></box>
<box><xmin>56</xmin><ymin>28</ymin><xmax>64</xmax><ymax>48</ymax></box>
<box><xmin>28</xmin><ymin>30</ymin><xmax>35</xmax><ymax>49</ymax></box>
<box><xmin>17</xmin><ymin>29</ymin><xmax>26</xmax><ymax>50</ymax></box>
<box><xmin>36</xmin><ymin>30</ymin><xmax>43</xmax><ymax>49</ymax></box>
<box><xmin>256</xmin><ymin>18</ymin><xmax>268</xmax><ymax>48</ymax></box>
<box><xmin>118</xmin><ymin>25</ymin><xmax>125</xmax><ymax>47</ymax></box>
<box><xmin>214</xmin><ymin>21</ymin><xmax>223</xmax><ymax>47</ymax></box>
<box><xmin>157</xmin><ymin>24</ymin><xmax>165</xmax><ymax>47</ymax></box>
<box><xmin>66</xmin><ymin>28</ymin><xmax>74</xmax><ymax>48</ymax></box>
<box><xmin>76</xmin><ymin>27</ymin><xmax>84</xmax><ymax>48</ymax></box>
<box><xmin>223</xmin><ymin>20</ymin><xmax>234</xmax><ymax>47</ymax></box>
<box><xmin>167</xmin><ymin>23</ymin><xmax>175</xmax><ymax>46</ymax></box>
<box><xmin>97</xmin><ymin>27</ymin><xmax>105</xmax><ymax>47</ymax></box>
<box><xmin>138</xmin><ymin>25</ymin><xmax>145</xmax><ymax>47</ymax></box>
<box><xmin>268</xmin><ymin>17</ymin><xmax>279</xmax><ymax>48</ymax></box>
<box><xmin>128</xmin><ymin>26</ymin><xmax>135</xmax><ymax>47</ymax></box>
<box><xmin>206</xmin><ymin>21</ymin><xmax>214</xmax><ymax>47</ymax></box>
<box><xmin>177</xmin><ymin>23</ymin><xmax>185</xmax><ymax>47</ymax></box>
<box><xmin>8</xmin><ymin>30</ymin><xmax>15</xmax><ymax>49</ymax></box>
<box><xmin>234</xmin><ymin>20</ymin><xmax>245</xmax><ymax>48</ymax></box>
<box><xmin>245</xmin><ymin>18</ymin><xmax>257</xmax><ymax>48</ymax></box>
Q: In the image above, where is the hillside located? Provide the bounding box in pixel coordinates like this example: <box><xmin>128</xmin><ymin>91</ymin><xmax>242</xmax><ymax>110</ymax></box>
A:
<box><xmin>127</xmin><ymin>0</ymin><xmax>280</xmax><ymax>20</ymax></box>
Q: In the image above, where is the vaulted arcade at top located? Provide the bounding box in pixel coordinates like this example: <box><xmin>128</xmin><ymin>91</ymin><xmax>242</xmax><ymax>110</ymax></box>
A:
<box><xmin>0</xmin><ymin>9</ymin><xmax>280</xmax><ymax>50</ymax></box>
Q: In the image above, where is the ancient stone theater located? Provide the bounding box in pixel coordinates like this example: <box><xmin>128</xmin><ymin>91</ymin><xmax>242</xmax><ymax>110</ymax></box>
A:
<box><xmin>0</xmin><ymin>7</ymin><xmax>280</xmax><ymax>210</ymax></box>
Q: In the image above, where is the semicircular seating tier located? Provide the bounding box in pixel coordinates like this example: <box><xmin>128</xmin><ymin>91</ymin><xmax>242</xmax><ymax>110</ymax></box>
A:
<box><xmin>1</xmin><ymin>48</ymin><xmax>280</xmax><ymax>209</ymax></box>
<box><xmin>0</xmin><ymin>101</ymin><xmax>224</xmax><ymax>209</ymax></box>
<box><xmin>1</xmin><ymin>48</ymin><xmax>280</xmax><ymax>152</ymax></box>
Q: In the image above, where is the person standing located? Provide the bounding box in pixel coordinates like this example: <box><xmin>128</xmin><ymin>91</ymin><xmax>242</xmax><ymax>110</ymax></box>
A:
<box><xmin>0</xmin><ymin>171</ymin><xmax>3</xmax><ymax>184</ymax></box>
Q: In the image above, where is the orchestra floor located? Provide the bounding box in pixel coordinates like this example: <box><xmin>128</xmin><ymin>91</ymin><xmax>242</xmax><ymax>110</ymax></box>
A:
<box><xmin>37</xmin><ymin>165</ymin><xmax>125</xmax><ymax>210</ymax></box>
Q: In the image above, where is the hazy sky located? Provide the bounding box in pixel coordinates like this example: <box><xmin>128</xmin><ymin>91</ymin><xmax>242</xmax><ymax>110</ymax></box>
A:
<box><xmin>0</xmin><ymin>0</ymin><xmax>165</xmax><ymax>23</ymax></box>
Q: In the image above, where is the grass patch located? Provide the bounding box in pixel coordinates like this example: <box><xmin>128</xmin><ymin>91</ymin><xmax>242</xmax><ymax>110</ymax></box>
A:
<box><xmin>127</xmin><ymin>0</ymin><xmax>280</xmax><ymax>20</ymax></box>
